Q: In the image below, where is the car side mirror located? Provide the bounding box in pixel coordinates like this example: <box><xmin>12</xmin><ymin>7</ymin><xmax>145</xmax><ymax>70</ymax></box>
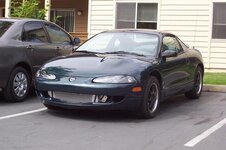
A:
<box><xmin>73</xmin><ymin>37</ymin><xmax>81</xmax><ymax>46</ymax></box>
<box><xmin>72</xmin><ymin>46</ymin><xmax>78</xmax><ymax>53</ymax></box>
<box><xmin>162</xmin><ymin>50</ymin><xmax>177</xmax><ymax>57</ymax></box>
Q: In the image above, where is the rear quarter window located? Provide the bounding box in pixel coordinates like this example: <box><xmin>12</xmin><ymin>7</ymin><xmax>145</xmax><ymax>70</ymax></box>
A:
<box><xmin>0</xmin><ymin>21</ymin><xmax>13</xmax><ymax>38</ymax></box>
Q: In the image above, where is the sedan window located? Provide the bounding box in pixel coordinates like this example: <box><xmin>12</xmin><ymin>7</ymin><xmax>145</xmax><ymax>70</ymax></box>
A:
<box><xmin>45</xmin><ymin>23</ymin><xmax>71</xmax><ymax>45</ymax></box>
<box><xmin>23</xmin><ymin>22</ymin><xmax>48</xmax><ymax>43</ymax></box>
<box><xmin>0</xmin><ymin>21</ymin><xmax>13</xmax><ymax>38</ymax></box>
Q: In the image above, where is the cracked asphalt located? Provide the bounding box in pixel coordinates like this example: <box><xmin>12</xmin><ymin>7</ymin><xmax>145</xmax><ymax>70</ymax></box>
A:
<box><xmin>0</xmin><ymin>92</ymin><xmax>226</xmax><ymax>150</ymax></box>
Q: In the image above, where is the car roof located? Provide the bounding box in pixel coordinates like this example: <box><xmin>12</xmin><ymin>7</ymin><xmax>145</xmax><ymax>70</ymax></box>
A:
<box><xmin>102</xmin><ymin>29</ymin><xmax>173</xmax><ymax>36</ymax></box>
<box><xmin>0</xmin><ymin>17</ymin><xmax>46</xmax><ymax>23</ymax></box>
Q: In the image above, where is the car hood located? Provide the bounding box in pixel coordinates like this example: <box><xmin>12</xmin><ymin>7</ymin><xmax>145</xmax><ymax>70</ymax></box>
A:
<box><xmin>43</xmin><ymin>53</ymin><xmax>157</xmax><ymax>77</ymax></box>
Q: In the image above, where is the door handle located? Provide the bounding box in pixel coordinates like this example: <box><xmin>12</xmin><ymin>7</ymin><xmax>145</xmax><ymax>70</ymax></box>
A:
<box><xmin>26</xmin><ymin>45</ymin><xmax>33</xmax><ymax>49</ymax></box>
<box><xmin>56</xmin><ymin>46</ymin><xmax>61</xmax><ymax>51</ymax></box>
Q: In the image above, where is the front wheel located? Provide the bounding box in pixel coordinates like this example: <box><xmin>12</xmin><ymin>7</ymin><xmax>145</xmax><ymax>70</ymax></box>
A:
<box><xmin>4</xmin><ymin>67</ymin><xmax>30</xmax><ymax>102</ymax></box>
<box><xmin>185</xmin><ymin>66</ymin><xmax>203</xmax><ymax>99</ymax></box>
<box><xmin>43</xmin><ymin>103</ymin><xmax>59</xmax><ymax>110</ymax></box>
<box><xmin>137</xmin><ymin>76</ymin><xmax>160</xmax><ymax>119</ymax></box>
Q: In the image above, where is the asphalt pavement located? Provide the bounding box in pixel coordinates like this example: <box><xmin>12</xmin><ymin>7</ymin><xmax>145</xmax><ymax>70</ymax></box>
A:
<box><xmin>0</xmin><ymin>92</ymin><xmax>226</xmax><ymax>150</ymax></box>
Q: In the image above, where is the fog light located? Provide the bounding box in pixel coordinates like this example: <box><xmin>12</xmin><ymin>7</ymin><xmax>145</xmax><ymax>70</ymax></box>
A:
<box><xmin>92</xmin><ymin>95</ymin><xmax>109</xmax><ymax>103</ymax></box>
<box><xmin>132</xmin><ymin>87</ymin><xmax>142</xmax><ymax>92</ymax></box>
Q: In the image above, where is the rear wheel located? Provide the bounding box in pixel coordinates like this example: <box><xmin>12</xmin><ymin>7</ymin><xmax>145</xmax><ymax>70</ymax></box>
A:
<box><xmin>4</xmin><ymin>67</ymin><xmax>30</xmax><ymax>102</ymax></box>
<box><xmin>137</xmin><ymin>76</ymin><xmax>160</xmax><ymax>119</ymax></box>
<box><xmin>185</xmin><ymin>66</ymin><xmax>203</xmax><ymax>99</ymax></box>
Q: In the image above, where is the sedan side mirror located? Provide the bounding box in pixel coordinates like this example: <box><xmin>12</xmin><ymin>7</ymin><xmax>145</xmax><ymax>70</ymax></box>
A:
<box><xmin>73</xmin><ymin>37</ymin><xmax>81</xmax><ymax>46</ymax></box>
<box><xmin>162</xmin><ymin>50</ymin><xmax>178</xmax><ymax>58</ymax></box>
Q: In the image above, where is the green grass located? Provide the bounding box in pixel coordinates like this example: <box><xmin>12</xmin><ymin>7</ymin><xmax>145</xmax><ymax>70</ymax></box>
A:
<box><xmin>204</xmin><ymin>72</ymin><xmax>226</xmax><ymax>85</ymax></box>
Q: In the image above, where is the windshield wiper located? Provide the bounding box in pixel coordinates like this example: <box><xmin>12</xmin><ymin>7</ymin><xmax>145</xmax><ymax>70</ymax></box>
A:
<box><xmin>76</xmin><ymin>50</ymin><xmax>94</xmax><ymax>53</ymax></box>
<box><xmin>105</xmin><ymin>51</ymin><xmax>145</xmax><ymax>57</ymax></box>
<box><xmin>76</xmin><ymin>50</ymin><xmax>101</xmax><ymax>54</ymax></box>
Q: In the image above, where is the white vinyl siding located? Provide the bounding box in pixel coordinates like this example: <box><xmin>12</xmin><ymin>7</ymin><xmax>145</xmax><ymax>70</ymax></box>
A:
<box><xmin>210</xmin><ymin>41</ymin><xmax>226</xmax><ymax>68</ymax></box>
<box><xmin>89</xmin><ymin>0</ymin><xmax>226</xmax><ymax>70</ymax></box>
<box><xmin>159</xmin><ymin>0</ymin><xmax>211</xmax><ymax>68</ymax></box>
<box><xmin>88</xmin><ymin>0</ymin><xmax>114</xmax><ymax>37</ymax></box>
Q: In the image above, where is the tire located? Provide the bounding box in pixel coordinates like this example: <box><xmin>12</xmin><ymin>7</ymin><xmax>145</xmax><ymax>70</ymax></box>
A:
<box><xmin>43</xmin><ymin>103</ymin><xmax>59</xmax><ymax>110</ymax></box>
<box><xmin>137</xmin><ymin>76</ymin><xmax>161</xmax><ymax>119</ymax></box>
<box><xmin>185</xmin><ymin>66</ymin><xmax>203</xmax><ymax>99</ymax></box>
<box><xmin>4</xmin><ymin>67</ymin><xmax>31</xmax><ymax>102</ymax></box>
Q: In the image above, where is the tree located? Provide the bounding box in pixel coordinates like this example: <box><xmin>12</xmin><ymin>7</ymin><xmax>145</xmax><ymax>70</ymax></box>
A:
<box><xmin>10</xmin><ymin>0</ymin><xmax>47</xmax><ymax>20</ymax></box>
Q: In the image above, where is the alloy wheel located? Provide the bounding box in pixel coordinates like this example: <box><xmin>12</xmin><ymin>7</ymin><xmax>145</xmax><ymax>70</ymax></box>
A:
<box><xmin>13</xmin><ymin>72</ymin><xmax>28</xmax><ymax>97</ymax></box>
<box><xmin>147</xmin><ymin>82</ymin><xmax>159</xmax><ymax>113</ymax></box>
<box><xmin>194</xmin><ymin>70</ymin><xmax>202</xmax><ymax>95</ymax></box>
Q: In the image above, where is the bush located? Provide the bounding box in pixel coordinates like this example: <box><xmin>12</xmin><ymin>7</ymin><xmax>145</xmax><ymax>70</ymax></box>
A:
<box><xmin>10</xmin><ymin>0</ymin><xmax>47</xmax><ymax>19</ymax></box>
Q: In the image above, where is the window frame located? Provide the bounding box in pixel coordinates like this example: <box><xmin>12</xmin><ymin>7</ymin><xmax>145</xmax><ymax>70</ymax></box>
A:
<box><xmin>115</xmin><ymin>2</ymin><xmax>158</xmax><ymax>29</ymax></box>
<box><xmin>50</xmin><ymin>8</ymin><xmax>76</xmax><ymax>32</ymax></box>
<box><xmin>44</xmin><ymin>22</ymin><xmax>73</xmax><ymax>45</ymax></box>
<box><xmin>22</xmin><ymin>21</ymin><xmax>50</xmax><ymax>43</ymax></box>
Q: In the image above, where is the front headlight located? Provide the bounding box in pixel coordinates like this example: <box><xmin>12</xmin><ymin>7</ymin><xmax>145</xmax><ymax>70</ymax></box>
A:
<box><xmin>36</xmin><ymin>69</ymin><xmax>56</xmax><ymax>80</ymax></box>
<box><xmin>93</xmin><ymin>75</ymin><xmax>137</xmax><ymax>84</ymax></box>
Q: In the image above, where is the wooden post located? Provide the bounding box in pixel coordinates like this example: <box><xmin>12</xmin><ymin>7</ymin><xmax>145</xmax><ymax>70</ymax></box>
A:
<box><xmin>45</xmin><ymin>0</ymin><xmax>51</xmax><ymax>21</ymax></box>
<box><xmin>5</xmin><ymin>0</ymin><xmax>11</xmax><ymax>17</ymax></box>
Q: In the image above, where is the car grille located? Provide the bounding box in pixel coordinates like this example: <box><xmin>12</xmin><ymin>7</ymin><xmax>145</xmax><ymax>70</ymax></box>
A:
<box><xmin>48</xmin><ymin>91</ymin><xmax>93</xmax><ymax>104</ymax></box>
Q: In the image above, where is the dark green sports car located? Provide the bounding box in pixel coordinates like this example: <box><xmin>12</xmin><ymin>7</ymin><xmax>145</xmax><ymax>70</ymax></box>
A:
<box><xmin>36</xmin><ymin>30</ymin><xmax>204</xmax><ymax>118</ymax></box>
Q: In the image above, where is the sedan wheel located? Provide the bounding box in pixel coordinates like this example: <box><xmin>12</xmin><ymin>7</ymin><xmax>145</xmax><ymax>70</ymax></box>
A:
<box><xmin>4</xmin><ymin>67</ymin><xmax>30</xmax><ymax>102</ymax></box>
<box><xmin>185</xmin><ymin>66</ymin><xmax>203</xmax><ymax>99</ymax></box>
<box><xmin>13</xmin><ymin>72</ymin><xmax>28</xmax><ymax>98</ymax></box>
<box><xmin>137</xmin><ymin>76</ymin><xmax>160</xmax><ymax>119</ymax></box>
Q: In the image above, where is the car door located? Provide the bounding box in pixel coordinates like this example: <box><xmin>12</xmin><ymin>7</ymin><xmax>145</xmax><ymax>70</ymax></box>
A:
<box><xmin>44</xmin><ymin>23</ymin><xmax>74</xmax><ymax>56</ymax></box>
<box><xmin>160</xmin><ymin>35</ymin><xmax>190</xmax><ymax>96</ymax></box>
<box><xmin>22</xmin><ymin>21</ymin><xmax>60</xmax><ymax>73</ymax></box>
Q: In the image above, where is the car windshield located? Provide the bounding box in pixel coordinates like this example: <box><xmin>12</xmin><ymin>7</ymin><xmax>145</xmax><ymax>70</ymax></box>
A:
<box><xmin>0</xmin><ymin>21</ymin><xmax>13</xmax><ymax>38</ymax></box>
<box><xmin>77</xmin><ymin>32</ymin><xmax>159</xmax><ymax>56</ymax></box>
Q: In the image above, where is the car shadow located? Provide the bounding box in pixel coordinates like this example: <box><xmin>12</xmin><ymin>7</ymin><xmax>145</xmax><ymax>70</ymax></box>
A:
<box><xmin>0</xmin><ymin>92</ymin><xmax>37</xmax><ymax>105</ymax></box>
<box><xmin>45</xmin><ymin>94</ymin><xmax>197</xmax><ymax>123</ymax></box>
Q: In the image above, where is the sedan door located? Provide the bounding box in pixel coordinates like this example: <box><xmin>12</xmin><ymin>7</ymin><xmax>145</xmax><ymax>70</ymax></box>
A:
<box><xmin>44</xmin><ymin>23</ymin><xmax>74</xmax><ymax>56</ymax></box>
<box><xmin>22</xmin><ymin>21</ymin><xmax>60</xmax><ymax>73</ymax></box>
<box><xmin>160</xmin><ymin>35</ymin><xmax>191</xmax><ymax>97</ymax></box>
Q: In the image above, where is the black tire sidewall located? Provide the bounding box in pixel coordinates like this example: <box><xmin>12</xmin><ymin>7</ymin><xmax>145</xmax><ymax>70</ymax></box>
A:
<box><xmin>185</xmin><ymin>66</ymin><xmax>203</xmax><ymax>99</ymax></box>
<box><xmin>139</xmin><ymin>76</ymin><xmax>161</xmax><ymax>119</ymax></box>
<box><xmin>4</xmin><ymin>67</ymin><xmax>31</xmax><ymax>102</ymax></box>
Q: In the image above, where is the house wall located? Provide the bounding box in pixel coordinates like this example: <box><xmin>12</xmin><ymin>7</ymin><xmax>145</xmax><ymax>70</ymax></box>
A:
<box><xmin>88</xmin><ymin>0</ymin><xmax>226</xmax><ymax>70</ymax></box>
<box><xmin>0</xmin><ymin>0</ymin><xmax>88</xmax><ymax>32</ymax></box>
<box><xmin>88</xmin><ymin>0</ymin><xmax>115</xmax><ymax>35</ymax></box>
<box><xmin>159</xmin><ymin>0</ymin><xmax>211</xmax><ymax>68</ymax></box>
<box><xmin>40</xmin><ymin>0</ymin><xmax>88</xmax><ymax>32</ymax></box>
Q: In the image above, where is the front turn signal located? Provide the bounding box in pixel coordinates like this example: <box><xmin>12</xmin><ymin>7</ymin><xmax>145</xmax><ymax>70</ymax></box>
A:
<box><xmin>132</xmin><ymin>87</ymin><xmax>142</xmax><ymax>92</ymax></box>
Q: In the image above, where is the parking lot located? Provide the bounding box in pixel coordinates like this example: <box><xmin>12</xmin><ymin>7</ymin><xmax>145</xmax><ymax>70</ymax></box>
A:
<box><xmin>0</xmin><ymin>92</ymin><xmax>226</xmax><ymax>150</ymax></box>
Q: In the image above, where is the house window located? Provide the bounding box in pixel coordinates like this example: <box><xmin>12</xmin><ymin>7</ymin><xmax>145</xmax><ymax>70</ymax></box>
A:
<box><xmin>50</xmin><ymin>9</ymin><xmax>75</xmax><ymax>32</ymax></box>
<box><xmin>212</xmin><ymin>3</ymin><xmax>226</xmax><ymax>39</ymax></box>
<box><xmin>116</xmin><ymin>3</ymin><xmax>158</xmax><ymax>29</ymax></box>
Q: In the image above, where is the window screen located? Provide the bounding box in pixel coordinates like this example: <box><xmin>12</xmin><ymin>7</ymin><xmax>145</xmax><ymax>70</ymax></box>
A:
<box><xmin>212</xmin><ymin>3</ymin><xmax>226</xmax><ymax>39</ymax></box>
<box><xmin>137</xmin><ymin>3</ymin><xmax>157</xmax><ymax>29</ymax></box>
<box><xmin>116</xmin><ymin>3</ymin><xmax>136</xmax><ymax>29</ymax></box>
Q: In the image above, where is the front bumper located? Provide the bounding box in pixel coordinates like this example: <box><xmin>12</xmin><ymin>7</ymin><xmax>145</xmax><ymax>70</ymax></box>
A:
<box><xmin>35</xmin><ymin>77</ymin><xmax>143</xmax><ymax>111</ymax></box>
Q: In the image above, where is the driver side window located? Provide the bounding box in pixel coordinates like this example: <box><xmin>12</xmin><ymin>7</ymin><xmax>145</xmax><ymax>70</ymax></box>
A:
<box><xmin>45</xmin><ymin>23</ymin><xmax>71</xmax><ymax>45</ymax></box>
<box><xmin>162</xmin><ymin>36</ymin><xmax>182</xmax><ymax>53</ymax></box>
